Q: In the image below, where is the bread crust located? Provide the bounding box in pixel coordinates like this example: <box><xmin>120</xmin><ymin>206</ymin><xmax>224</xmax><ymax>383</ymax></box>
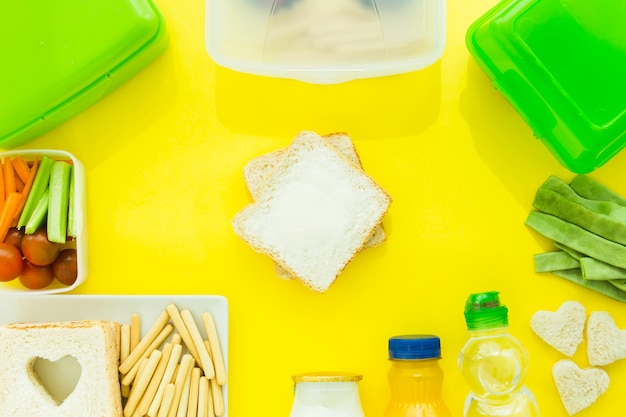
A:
<box><xmin>0</xmin><ymin>319</ymin><xmax>123</xmax><ymax>417</ymax></box>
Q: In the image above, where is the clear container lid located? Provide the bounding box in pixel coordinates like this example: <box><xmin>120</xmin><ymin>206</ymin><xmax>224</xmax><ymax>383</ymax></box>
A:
<box><xmin>205</xmin><ymin>0</ymin><xmax>446</xmax><ymax>84</ymax></box>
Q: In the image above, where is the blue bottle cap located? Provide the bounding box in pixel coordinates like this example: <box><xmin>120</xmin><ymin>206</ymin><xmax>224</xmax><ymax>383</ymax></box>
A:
<box><xmin>388</xmin><ymin>335</ymin><xmax>441</xmax><ymax>360</ymax></box>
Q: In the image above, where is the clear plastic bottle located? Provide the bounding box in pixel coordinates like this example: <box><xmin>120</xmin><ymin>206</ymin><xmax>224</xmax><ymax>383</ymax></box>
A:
<box><xmin>458</xmin><ymin>291</ymin><xmax>540</xmax><ymax>417</ymax></box>
<box><xmin>384</xmin><ymin>335</ymin><xmax>451</xmax><ymax>417</ymax></box>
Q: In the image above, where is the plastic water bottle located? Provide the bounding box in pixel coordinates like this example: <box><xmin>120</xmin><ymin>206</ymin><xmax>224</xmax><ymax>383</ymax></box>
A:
<box><xmin>458</xmin><ymin>291</ymin><xmax>540</xmax><ymax>417</ymax></box>
<box><xmin>384</xmin><ymin>335</ymin><xmax>451</xmax><ymax>417</ymax></box>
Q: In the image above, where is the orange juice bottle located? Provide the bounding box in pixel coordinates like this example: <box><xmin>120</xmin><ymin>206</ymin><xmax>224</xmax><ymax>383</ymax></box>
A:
<box><xmin>384</xmin><ymin>335</ymin><xmax>451</xmax><ymax>417</ymax></box>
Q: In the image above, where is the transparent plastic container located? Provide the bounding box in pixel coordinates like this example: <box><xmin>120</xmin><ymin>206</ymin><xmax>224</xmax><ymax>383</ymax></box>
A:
<box><xmin>458</xmin><ymin>292</ymin><xmax>540</xmax><ymax>417</ymax></box>
<box><xmin>384</xmin><ymin>335</ymin><xmax>451</xmax><ymax>417</ymax></box>
<box><xmin>466</xmin><ymin>0</ymin><xmax>626</xmax><ymax>174</ymax></box>
<box><xmin>205</xmin><ymin>0</ymin><xmax>446</xmax><ymax>84</ymax></box>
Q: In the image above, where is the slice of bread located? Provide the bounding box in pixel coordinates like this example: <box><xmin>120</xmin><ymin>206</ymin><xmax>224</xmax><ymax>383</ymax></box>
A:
<box><xmin>530</xmin><ymin>300</ymin><xmax>586</xmax><ymax>356</ymax></box>
<box><xmin>586</xmin><ymin>311</ymin><xmax>626</xmax><ymax>366</ymax></box>
<box><xmin>243</xmin><ymin>132</ymin><xmax>386</xmax><ymax>280</ymax></box>
<box><xmin>233</xmin><ymin>130</ymin><xmax>392</xmax><ymax>293</ymax></box>
<box><xmin>552</xmin><ymin>359</ymin><xmax>609</xmax><ymax>415</ymax></box>
<box><xmin>0</xmin><ymin>320</ymin><xmax>122</xmax><ymax>417</ymax></box>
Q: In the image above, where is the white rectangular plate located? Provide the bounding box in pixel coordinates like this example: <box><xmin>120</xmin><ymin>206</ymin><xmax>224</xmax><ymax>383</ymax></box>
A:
<box><xmin>0</xmin><ymin>294</ymin><xmax>228</xmax><ymax>416</ymax></box>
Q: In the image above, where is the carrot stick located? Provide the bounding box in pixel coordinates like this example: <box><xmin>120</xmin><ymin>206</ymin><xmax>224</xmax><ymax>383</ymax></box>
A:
<box><xmin>12</xmin><ymin>157</ymin><xmax>31</xmax><ymax>183</ymax></box>
<box><xmin>14</xmin><ymin>157</ymin><xmax>40</xmax><ymax>222</ymax></box>
<box><xmin>4</xmin><ymin>158</ymin><xmax>16</xmax><ymax>196</ymax></box>
<box><xmin>15</xmin><ymin>175</ymin><xmax>25</xmax><ymax>193</ymax></box>
<box><xmin>0</xmin><ymin>160</ymin><xmax>5</xmax><ymax>209</ymax></box>
<box><xmin>0</xmin><ymin>192</ymin><xmax>21</xmax><ymax>242</ymax></box>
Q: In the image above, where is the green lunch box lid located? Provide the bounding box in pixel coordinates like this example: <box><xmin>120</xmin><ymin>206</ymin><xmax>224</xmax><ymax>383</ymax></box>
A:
<box><xmin>0</xmin><ymin>0</ymin><xmax>168</xmax><ymax>149</ymax></box>
<box><xmin>466</xmin><ymin>0</ymin><xmax>626</xmax><ymax>174</ymax></box>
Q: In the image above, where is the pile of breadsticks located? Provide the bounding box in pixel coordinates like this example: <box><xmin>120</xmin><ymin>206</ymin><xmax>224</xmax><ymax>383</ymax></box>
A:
<box><xmin>118</xmin><ymin>304</ymin><xmax>226</xmax><ymax>417</ymax></box>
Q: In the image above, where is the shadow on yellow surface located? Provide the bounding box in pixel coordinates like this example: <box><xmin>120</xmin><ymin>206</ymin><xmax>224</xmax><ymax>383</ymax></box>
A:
<box><xmin>214</xmin><ymin>62</ymin><xmax>442</xmax><ymax>140</ymax></box>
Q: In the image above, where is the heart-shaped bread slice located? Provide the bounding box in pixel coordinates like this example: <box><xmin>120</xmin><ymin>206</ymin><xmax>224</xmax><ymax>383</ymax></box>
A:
<box><xmin>587</xmin><ymin>311</ymin><xmax>626</xmax><ymax>366</ymax></box>
<box><xmin>553</xmin><ymin>359</ymin><xmax>609</xmax><ymax>415</ymax></box>
<box><xmin>530</xmin><ymin>300</ymin><xmax>586</xmax><ymax>356</ymax></box>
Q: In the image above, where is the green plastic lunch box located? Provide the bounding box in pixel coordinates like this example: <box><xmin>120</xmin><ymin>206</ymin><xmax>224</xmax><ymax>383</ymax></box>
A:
<box><xmin>0</xmin><ymin>0</ymin><xmax>168</xmax><ymax>149</ymax></box>
<box><xmin>467</xmin><ymin>0</ymin><xmax>626</xmax><ymax>174</ymax></box>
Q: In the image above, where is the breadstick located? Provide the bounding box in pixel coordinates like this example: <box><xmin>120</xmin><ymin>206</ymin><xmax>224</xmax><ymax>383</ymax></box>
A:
<box><xmin>157</xmin><ymin>384</ymin><xmax>176</xmax><ymax>417</ymax></box>
<box><xmin>120</xmin><ymin>311</ymin><xmax>170</xmax><ymax>374</ymax></box>
<box><xmin>166</xmin><ymin>304</ymin><xmax>201</xmax><ymax>363</ymax></box>
<box><xmin>180</xmin><ymin>310</ymin><xmax>215</xmax><ymax>379</ymax></box>
<box><xmin>124</xmin><ymin>349</ymin><xmax>162</xmax><ymax>417</ymax></box>
<box><xmin>130</xmin><ymin>313</ymin><xmax>141</xmax><ymax>351</ymax></box>
<box><xmin>209</xmin><ymin>378</ymin><xmax>224</xmax><ymax>416</ymax></box>
<box><xmin>171</xmin><ymin>333</ymin><xmax>182</xmax><ymax>345</ymax></box>
<box><xmin>175</xmin><ymin>360</ymin><xmax>193</xmax><ymax>417</ymax></box>
<box><xmin>198</xmin><ymin>377</ymin><xmax>210</xmax><ymax>417</ymax></box>
<box><xmin>168</xmin><ymin>354</ymin><xmax>194</xmax><ymax>417</ymax></box>
<box><xmin>122</xmin><ymin>324</ymin><xmax>174</xmax><ymax>385</ymax></box>
<box><xmin>201</xmin><ymin>312</ymin><xmax>226</xmax><ymax>385</ymax></box>
<box><xmin>120</xmin><ymin>324</ymin><xmax>132</xmax><ymax>397</ymax></box>
<box><xmin>186</xmin><ymin>368</ymin><xmax>201</xmax><ymax>417</ymax></box>
<box><xmin>137</xmin><ymin>342</ymin><xmax>174</xmax><ymax>416</ymax></box>
<box><xmin>147</xmin><ymin>343</ymin><xmax>183</xmax><ymax>417</ymax></box>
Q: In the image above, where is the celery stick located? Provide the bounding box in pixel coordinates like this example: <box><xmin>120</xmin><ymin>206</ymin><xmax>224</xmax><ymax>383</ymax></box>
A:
<box><xmin>24</xmin><ymin>189</ymin><xmax>49</xmax><ymax>234</ymax></box>
<box><xmin>525</xmin><ymin>211</ymin><xmax>626</xmax><ymax>269</ymax></box>
<box><xmin>47</xmin><ymin>161</ymin><xmax>72</xmax><ymax>244</ymax></box>
<box><xmin>17</xmin><ymin>156</ymin><xmax>54</xmax><ymax>229</ymax></box>
<box><xmin>534</xmin><ymin>251</ymin><xmax>579</xmax><ymax>273</ymax></box>
<box><xmin>67</xmin><ymin>165</ymin><xmax>76</xmax><ymax>238</ymax></box>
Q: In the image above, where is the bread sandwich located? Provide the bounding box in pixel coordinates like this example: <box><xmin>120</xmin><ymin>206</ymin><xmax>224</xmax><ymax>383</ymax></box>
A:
<box><xmin>233</xmin><ymin>130</ymin><xmax>392</xmax><ymax>292</ymax></box>
<box><xmin>552</xmin><ymin>359</ymin><xmax>609</xmax><ymax>415</ymax></box>
<box><xmin>0</xmin><ymin>320</ymin><xmax>122</xmax><ymax>417</ymax></box>
<box><xmin>243</xmin><ymin>132</ymin><xmax>386</xmax><ymax>280</ymax></box>
<box><xmin>586</xmin><ymin>311</ymin><xmax>626</xmax><ymax>366</ymax></box>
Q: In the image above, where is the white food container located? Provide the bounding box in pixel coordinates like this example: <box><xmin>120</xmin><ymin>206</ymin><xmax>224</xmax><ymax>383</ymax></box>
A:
<box><xmin>0</xmin><ymin>150</ymin><xmax>86</xmax><ymax>294</ymax></box>
<box><xmin>205</xmin><ymin>0</ymin><xmax>446</xmax><ymax>84</ymax></box>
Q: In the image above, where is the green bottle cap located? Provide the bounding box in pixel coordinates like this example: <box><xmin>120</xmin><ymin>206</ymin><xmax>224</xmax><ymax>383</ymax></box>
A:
<box><xmin>464</xmin><ymin>291</ymin><xmax>509</xmax><ymax>330</ymax></box>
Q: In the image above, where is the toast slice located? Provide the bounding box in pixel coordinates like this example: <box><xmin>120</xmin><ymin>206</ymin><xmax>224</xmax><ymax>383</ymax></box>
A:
<box><xmin>233</xmin><ymin>130</ymin><xmax>391</xmax><ymax>292</ymax></box>
<box><xmin>243</xmin><ymin>132</ymin><xmax>387</xmax><ymax>279</ymax></box>
<box><xmin>0</xmin><ymin>320</ymin><xmax>122</xmax><ymax>417</ymax></box>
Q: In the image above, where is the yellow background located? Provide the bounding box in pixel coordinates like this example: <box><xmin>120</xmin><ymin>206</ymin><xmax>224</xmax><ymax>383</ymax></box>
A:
<box><xmin>9</xmin><ymin>0</ymin><xmax>626</xmax><ymax>416</ymax></box>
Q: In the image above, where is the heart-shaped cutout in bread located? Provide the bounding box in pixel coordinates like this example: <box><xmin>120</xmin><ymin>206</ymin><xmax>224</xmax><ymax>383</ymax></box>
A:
<box><xmin>586</xmin><ymin>311</ymin><xmax>626</xmax><ymax>366</ymax></box>
<box><xmin>553</xmin><ymin>359</ymin><xmax>609</xmax><ymax>415</ymax></box>
<box><xmin>530</xmin><ymin>300</ymin><xmax>586</xmax><ymax>356</ymax></box>
<box><xmin>31</xmin><ymin>355</ymin><xmax>82</xmax><ymax>405</ymax></box>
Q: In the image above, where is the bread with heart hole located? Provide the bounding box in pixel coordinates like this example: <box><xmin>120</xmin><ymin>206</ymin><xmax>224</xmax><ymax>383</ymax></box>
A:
<box><xmin>0</xmin><ymin>320</ymin><xmax>122</xmax><ymax>417</ymax></box>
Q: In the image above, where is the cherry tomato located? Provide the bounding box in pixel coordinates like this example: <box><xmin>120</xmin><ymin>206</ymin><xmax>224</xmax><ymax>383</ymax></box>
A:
<box><xmin>0</xmin><ymin>243</ymin><xmax>23</xmax><ymax>282</ymax></box>
<box><xmin>53</xmin><ymin>248</ymin><xmax>78</xmax><ymax>286</ymax></box>
<box><xmin>21</xmin><ymin>227</ymin><xmax>60</xmax><ymax>266</ymax></box>
<box><xmin>3</xmin><ymin>227</ymin><xmax>24</xmax><ymax>250</ymax></box>
<box><xmin>19</xmin><ymin>260</ymin><xmax>54</xmax><ymax>289</ymax></box>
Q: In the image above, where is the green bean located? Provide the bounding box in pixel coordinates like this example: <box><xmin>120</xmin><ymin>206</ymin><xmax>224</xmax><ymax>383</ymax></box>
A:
<box><xmin>554</xmin><ymin>242</ymin><xmax>584</xmax><ymax>259</ymax></box>
<box><xmin>537</xmin><ymin>176</ymin><xmax>626</xmax><ymax>224</ymax></box>
<box><xmin>580</xmin><ymin>257</ymin><xmax>626</xmax><ymax>280</ymax></box>
<box><xmin>525</xmin><ymin>211</ymin><xmax>626</xmax><ymax>269</ymax></box>
<box><xmin>534</xmin><ymin>251</ymin><xmax>579</xmax><ymax>273</ymax></box>
<box><xmin>552</xmin><ymin>269</ymin><xmax>626</xmax><ymax>302</ymax></box>
<box><xmin>569</xmin><ymin>175</ymin><xmax>626</xmax><ymax>207</ymax></box>
<box><xmin>609</xmin><ymin>279</ymin><xmax>626</xmax><ymax>291</ymax></box>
